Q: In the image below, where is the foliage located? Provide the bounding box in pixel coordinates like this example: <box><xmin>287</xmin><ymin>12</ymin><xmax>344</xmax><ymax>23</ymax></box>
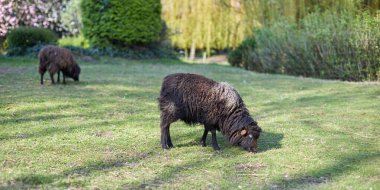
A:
<box><xmin>161</xmin><ymin>0</ymin><xmax>379</xmax><ymax>54</ymax></box>
<box><xmin>231</xmin><ymin>11</ymin><xmax>380</xmax><ymax>81</ymax></box>
<box><xmin>60</xmin><ymin>0</ymin><xmax>83</xmax><ymax>37</ymax></box>
<box><xmin>0</xmin><ymin>0</ymin><xmax>68</xmax><ymax>38</ymax></box>
<box><xmin>161</xmin><ymin>0</ymin><xmax>259</xmax><ymax>55</ymax></box>
<box><xmin>5</xmin><ymin>27</ymin><xmax>58</xmax><ymax>56</ymax></box>
<box><xmin>5</xmin><ymin>43</ymin><xmax>176</xmax><ymax>59</ymax></box>
<box><xmin>0</xmin><ymin>0</ymin><xmax>17</xmax><ymax>37</ymax></box>
<box><xmin>58</xmin><ymin>35</ymin><xmax>90</xmax><ymax>48</ymax></box>
<box><xmin>63</xmin><ymin>45</ymin><xmax>177</xmax><ymax>59</ymax></box>
<box><xmin>242</xmin><ymin>0</ymin><xmax>364</xmax><ymax>25</ymax></box>
<box><xmin>227</xmin><ymin>37</ymin><xmax>256</xmax><ymax>69</ymax></box>
<box><xmin>227</xmin><ymin>48</ymin><xmax>242</xmax><ymax>68</ymax></box>
<box><xmin>81</xmin><ymin>0</ymin><xmax>162</xmax><ymax>48</ymax></box>
<box><xmin>0</xmin><ymin>56</ymin><xmax>379</xmax><ymax>189</ymax></box>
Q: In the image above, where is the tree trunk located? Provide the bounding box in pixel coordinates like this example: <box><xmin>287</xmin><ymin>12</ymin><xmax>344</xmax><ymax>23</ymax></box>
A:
<box><xmin>202</xmin><ymin>51</ymin><xmax>207</xmax><ymax>63</ymax></box>
<box><xmin>184</xmin><ymin>48</ymin><xmax>188</xmax><ymax>59</ymax></box>
<box><xmin>189</xmin><ymin>41</ymin><xmax>196</xmax><ymax>61</ymax></box>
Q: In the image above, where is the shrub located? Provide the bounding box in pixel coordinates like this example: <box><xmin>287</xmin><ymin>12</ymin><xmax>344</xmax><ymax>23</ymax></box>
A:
<box><xmin>5</xmin><ymin>27</ymin><xmax>58</xmax><ymax>55</ymax></box>
<box><xmin>230</xmin><ymin>11</ymin><xmax>380</xmax><ymax>81</ymax></box>
<box><xmin>62</xmin><ymin>45</ymin><xmax>177</xmax><ymax>60</ymax></box>
<box><xmin>228</xmin><ymin>47</ymin><xmax>243</xmax><ymax>67</ymax></box>
<box><xmin>228</xmin><ymin>37</ymin><xmax>256</xmax><ymax>70</ymax></box>
<box><xmin>58</xmin><ymin>35</ymin><xmax>90</xmax><ymax>48</ymax></box>
<box><xmin>6</xmin><ymin>27</ymin><xmax>58</xmax><ymax>49</ymax></box>
<box><xmin>81</xmin><ymin>0</ymin><xmax>162</xmax><ymax>48</ymax></box>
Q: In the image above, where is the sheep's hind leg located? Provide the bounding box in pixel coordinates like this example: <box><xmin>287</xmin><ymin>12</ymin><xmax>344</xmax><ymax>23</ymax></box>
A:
<box><xmin>57</xmin><ymin>71</ymin><xmax>60</xmax><ymax>83</ymax></box>
<box><xmin>160</xmin><ymin>103</ymin><xmax>176</xmax><ymax>149</ymax></box>
<box><xmin>211</xmin><ymin>129</ymin><xmax>221</xmax><ymax>151</ymax></box>
<box><xmin>200</xmin><ymin>129</ymin><xmax>208</xmax><ymax>147</ymax></box>
<box><xmin>49</xmin><ymin>72</ymin><xmax>55</xmax><ymax>84</ymax></box>
<box><xmin>63</xmin><ymin>72</ymin><xmax>66</xmax><ymax>84</ymax></box>
<box><xmin>160</xmin><ymin>121</ymin><xmax>172</xmax><ymax>149</ymax></box>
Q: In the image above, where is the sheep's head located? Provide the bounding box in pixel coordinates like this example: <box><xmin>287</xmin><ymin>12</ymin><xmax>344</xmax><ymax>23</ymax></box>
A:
<box><xmin>237</xmin><ymin>122</ymin><xmax>261</xmax><ymax>153</ymax></box>
<box><xmin>70</xmin><ymin>64</ymin><xmax>81</xmax><ymax>81</ymax></box>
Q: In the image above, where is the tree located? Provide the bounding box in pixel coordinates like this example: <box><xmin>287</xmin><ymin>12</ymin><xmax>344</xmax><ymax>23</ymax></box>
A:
<box><xmin>61</xmin><ymin>0</ymin><xmax>83</xmax><ymax>37</ymax></box>
<box><xmin>161</xmin><ymin>0</ymin><xmax>379</xmax><ymax>60</ymax></box>
<box><xmin>161</xmin><ymin>0</ymin><xmax>259</xmax><ymax>59</ymax></box>
<box><xmin>0</xmin><ymin>0</ymin><xmax>68</xmax><ymax>39</ymax></box>
<box><xmin>81</xmin><ymin>0</ymin><xmax>162</xmax><ymax>48</ymax></box>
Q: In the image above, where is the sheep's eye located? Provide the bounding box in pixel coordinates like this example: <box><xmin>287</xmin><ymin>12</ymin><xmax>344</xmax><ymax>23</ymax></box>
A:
<box><xmin>249</xmin><ymin>134</ymin><xmax>253</xmax><ymax>138</ymax></box>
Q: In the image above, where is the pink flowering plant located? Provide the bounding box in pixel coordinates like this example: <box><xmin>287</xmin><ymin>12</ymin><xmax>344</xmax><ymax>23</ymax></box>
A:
<box><xmin>0</xmin><ymin>0</ymin><xmax>68</xmax><ymax>38</ymax></box>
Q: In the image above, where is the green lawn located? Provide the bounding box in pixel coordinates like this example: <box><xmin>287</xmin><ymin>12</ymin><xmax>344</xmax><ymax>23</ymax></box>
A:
<box><xmin>0</xmin><ymin>56</ymin><xmax>379</xmax><ymax>189</ymax></box>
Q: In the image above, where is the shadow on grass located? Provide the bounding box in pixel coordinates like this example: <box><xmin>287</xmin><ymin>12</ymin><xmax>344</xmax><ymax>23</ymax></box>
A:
<box><xmin>268</xmin><ymin>151</ymin><xmax>380</xmax><ymax>189</ymax></box>
<box><xmin>0</xmin><ymin>113</ymin><xmax>78</xmax><ymax>126</ymax></box>
<box><xmin>4</xmin><ymin>147</ymin><xmax>208</xmax><ymax>189</ymax></box>
<box><xmin>259</xmin><ymin>131</ymin><xmax>283</xmax><ymax>152</ymax></box>
<box><xmin>2</xmin><ymin>151</ymin><xmax>155</xmax><ymax>189</ymax></box>
<box><xmin>169</xmin><ymin>127</ymin><xmax>283</xmax><ymax>153</ymax></box>
<box><xmin>261</xmin><ymin>91</ymin><xmax>360</xmax><ymax>114</ymax></box>
<box><xmin>125</xmin><ymin>159</ymin><xmax>209</xmax><ymax>189</ymax></box>
<box><xmin>61</xmin><ymin>151</ymin><xmax>154</xmax><ymax>177</ymax></box>
<box><xmin>0</xmin><ymin>120</ymin><xmax>119</xmax><ymax>141</ymax></box>
<box><xmin>14</xmin><ymin>174</ymin><xmax>54</xmax><ymax>186</ymax></box>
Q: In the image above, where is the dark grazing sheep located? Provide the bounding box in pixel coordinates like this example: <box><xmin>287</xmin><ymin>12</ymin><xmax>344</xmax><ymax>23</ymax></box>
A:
<box><xmin>158</xmin><ymin>73</ymin><xmax>262</xmax><ymax>153</ymax></box>
<box><xmin>38</xmin><ymin>45</ymin><xmax>81</xmax><ymax>85</ymax></box>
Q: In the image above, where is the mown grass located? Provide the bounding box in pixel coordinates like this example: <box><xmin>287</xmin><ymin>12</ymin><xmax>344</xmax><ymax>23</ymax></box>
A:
<box><xmin>0</xmin><ymin>56</ymin><xmax>379</xmax><ymax>189</ymax></box>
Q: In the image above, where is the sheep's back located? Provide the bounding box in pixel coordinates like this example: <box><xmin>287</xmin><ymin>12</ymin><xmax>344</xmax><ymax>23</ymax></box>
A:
<box><xmin>38</xmin><ymin>46</ymin><xmax>76</xmax><ymax>71</ymax></box>
<box><xmin>160</xmin><ymin>73</ymin><xmax>243</xmax><ymax>125</ymax></box>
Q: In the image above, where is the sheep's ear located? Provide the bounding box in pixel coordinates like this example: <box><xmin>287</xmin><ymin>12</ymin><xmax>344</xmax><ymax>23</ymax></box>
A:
<box><xmin>240</xmin><ymin>129</ymin><xmax>247</xmax><ymax>136</ymax></box>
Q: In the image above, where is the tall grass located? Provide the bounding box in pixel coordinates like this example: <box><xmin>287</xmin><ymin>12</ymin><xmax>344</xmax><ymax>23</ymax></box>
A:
<box><xmin>231</xmin><ymin>11</ymin><xmax>380</xmax><ymax>81</ymax></box>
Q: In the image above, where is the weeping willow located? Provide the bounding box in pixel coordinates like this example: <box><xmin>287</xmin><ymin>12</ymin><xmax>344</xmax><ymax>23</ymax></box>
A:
<box><xmin>161</xmin><ymin>0</ymin><xmax>379</xmax><ymax>55</ymax></box>
<box><xmin>161</xmin><ymin>0</ymin><xmax>259</xmax><ymax>57</ymax></box>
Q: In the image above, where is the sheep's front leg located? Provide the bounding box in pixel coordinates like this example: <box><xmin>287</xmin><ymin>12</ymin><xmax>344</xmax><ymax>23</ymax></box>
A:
<box><xmin>200</xmin><ymin>129</ymin><xmax>208</xmax><ymax>147</ymax></box>
<box><xmin>40</xmin><ymin>72</ymin><xmax>45</xmax><ymax>85</ymax></box>
<box><xmin>211</xmin><ymin>129</ymin><xmax>221</xmax><ymax>151</ymax></box>
<box><xmin>63</xmin><ymin>73</ymin><xmax>66</xmax><ymax>84</ymax></box>
<box><xmin>167</xmin><ymin>127</ymin><xmax>173</xmax><ymax>148</ymax></box>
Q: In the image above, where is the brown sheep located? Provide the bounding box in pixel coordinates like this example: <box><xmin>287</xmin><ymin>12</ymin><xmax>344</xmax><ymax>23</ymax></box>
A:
<box><xmin>38</xmin><ymin>45</ymin><xmax>81</xmax><ymax>85</ymax></box>
<box><xmin>158</xmin><ymin>73</ymin><xmax>262</xmax><ymax>153</ymax></box>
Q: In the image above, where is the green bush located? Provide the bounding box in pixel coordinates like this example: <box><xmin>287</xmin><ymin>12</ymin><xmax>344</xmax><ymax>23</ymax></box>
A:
<box><xmin>230</xmin><ymin>11</ymin><xmax>380</xmax><ymax>81</ymax></box>
<box><xmin>62</xmin><ymin>45</ymin><xmax>177</xmax><ymax>59</ymax></box>
<box><xmin>228</xmin><ymin>37</ymin><xmax>256</xmax><ymax>70</ymax></box>
<box><xmin>228</xmin><ymin>47</ymin><xmax>243</xmax><ymax>67</ymax></box>
<box><xmin>81</xmin><ymin>0</ymin><xmax>162</xmax><ymax>48</ymax></box>
<box><xmin>5</xmin><ymin>27</ymin><xmax>58</xmax><ymax>55</ymax></box>
<box><xmin>58</xmin><ymin>35</ymin><xmax>90</xmax><ymax>48</ymax></box>
<box><xmin>6</xmin><ymin>27</ymin><xmax>58</xmax><ymax>49</ymax></box>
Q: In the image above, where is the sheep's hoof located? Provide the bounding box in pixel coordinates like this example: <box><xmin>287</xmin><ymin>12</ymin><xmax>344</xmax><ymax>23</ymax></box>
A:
<box><xmin>212</xmin><ymin>144</ymin><xmax>221</xmax><ymax>151</ymax></box>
